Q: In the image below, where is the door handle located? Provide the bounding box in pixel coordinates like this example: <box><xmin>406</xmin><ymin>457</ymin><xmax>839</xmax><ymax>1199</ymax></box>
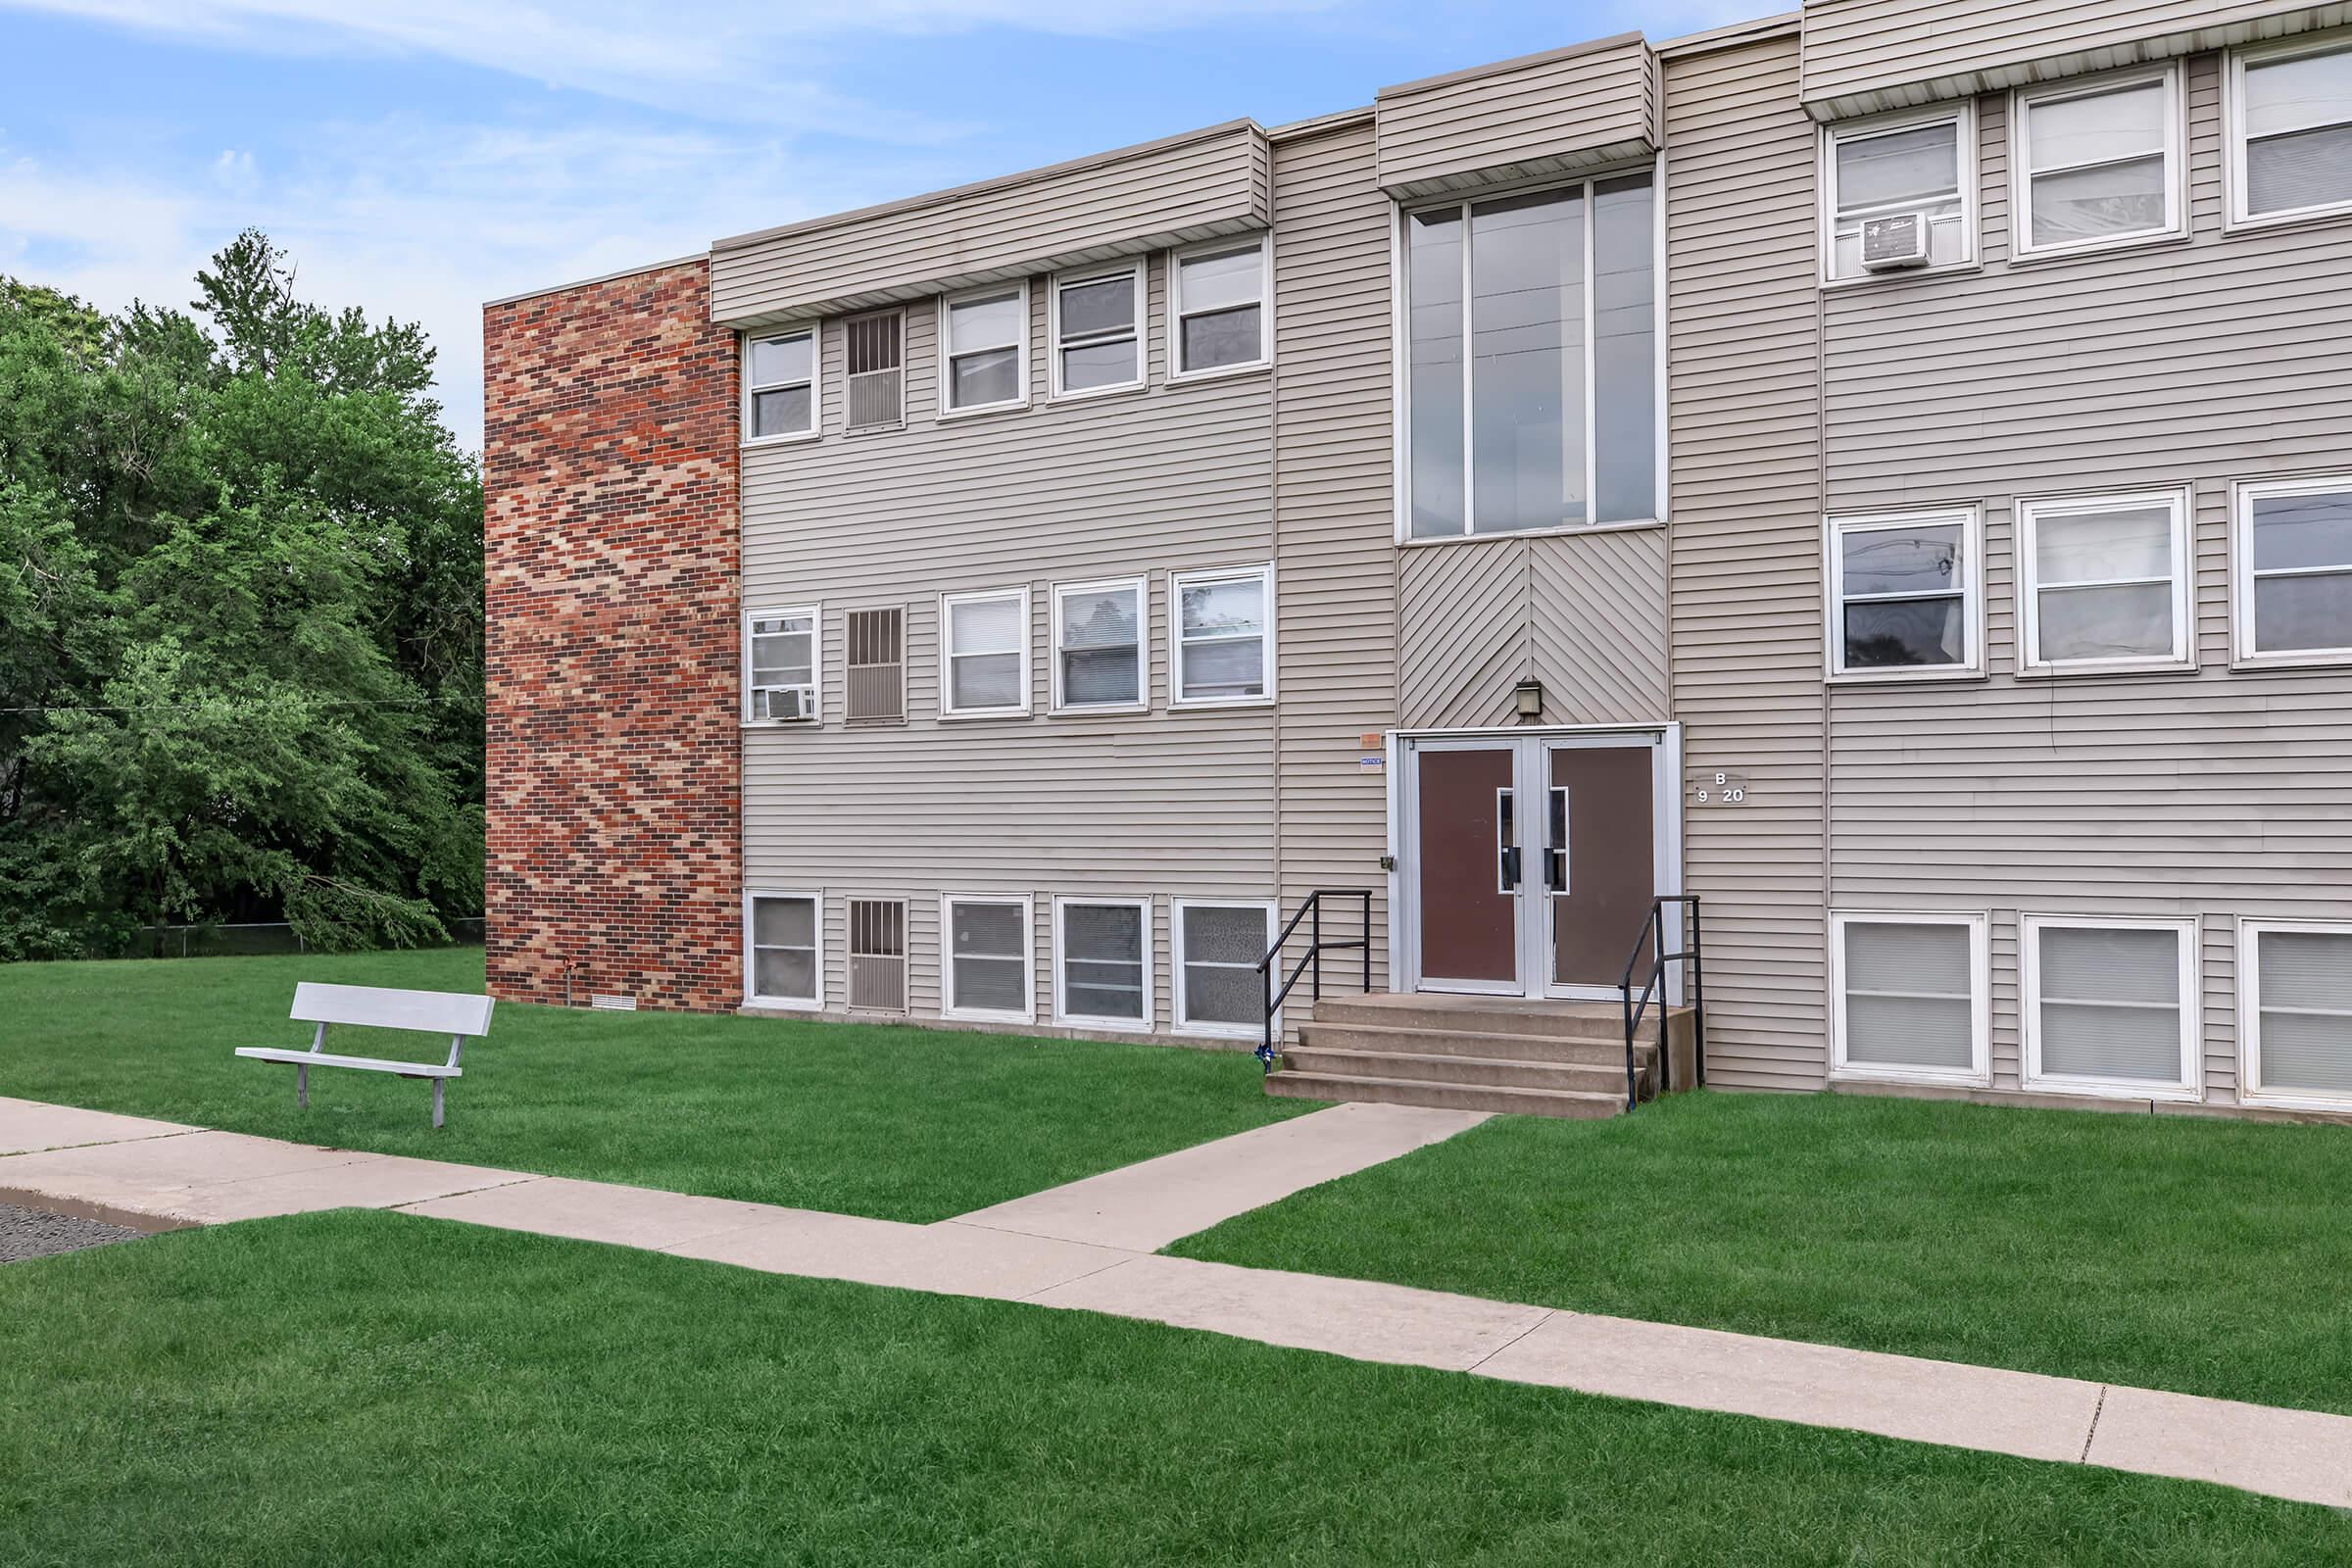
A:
<box><xmin>1499</xmin><ymin>845</ymin><xmax>1523</xmax><ymax>891</ymax></box>
<box><xmin>1544</xmin><ymin>849</ymin><xmax>1566</xmax><ymax>892</ymax></box>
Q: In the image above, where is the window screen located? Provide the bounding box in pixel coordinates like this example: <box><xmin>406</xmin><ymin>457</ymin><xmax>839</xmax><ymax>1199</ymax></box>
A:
<box><xmin>944</xmin><ymin>592</ymin><xmax>1026</xmax><ymax>713</ymax></box>
<box><xmin>1839</xmin><ymin>919</ymin><xmax>1975</xmax><ymax>1071</ymax></box>
<box><xmin>1054</xmin><ymin>266</ymin><xmax>1141</xmax><ymax>393</ymax></box>
<box><xmin>2240</xmin><ymin>41</ymin><xmax>2352</xmax><ymax>218</ymax></box>
<box><xmin>944</xmin><ymin>289</ymin><xmax>1023</xmax><ymax>411</ymax></box>
<box><xmin>948</xmin><ymin>899</ymin><xmax>1028</xmax><ymax>1016</ymax></box>
<box><xmin>1174</xmin><ymin>240</ymin><xmax>1265</xmax><ymax>373</ymax></box>
<box><xmin>2033</xmin><ymin>923</ymin><xmax>2188</xmax><ymax>1086</ymax></box>
<box><xmin>1055</xmin><ymin>582</ymin><xmax>1143</xmax><ymax>708</ymax></box>
<box><xmin>747</xmin><ymin>329</ymin><xmax>814</xmax><ymax>438</ymax></box>
<box><xmin>1173</xmin><ymin>569</ymin><xmax>1268</xmax><ymax>702</ymax></box>
<box><xmin>1062</xmin><ymin>903</ymin><xmax>1147</xmax><ymax>1023</ymax></box>
<box><xmin>2019</xmin><ymin>76</ymin><xmax>2172</xmax><ymax>250</ymax></box>
<box><xmin>2254</xmin><ymin>929</ymin><xmax>2352</xmax><ymax>1096</ymax></box>
<box><xmin>1180</xmin><ymin>904</ymin><xmax>1270</xmax><ymax>1030</ymax></box>
<box><xmin>2244</xmin><ymin>481</ymin><xmax>2352</xmax><ymax>657</ymax></box>
<box><xmin>2024</xmin><ymin>492</ymin><xmax>2186</xmax><ymax>668</ymax></box>
<box><xmin>750</xmin><ymin>896</ymin><xmax>817</xmax><ymax>1004</ymax></box>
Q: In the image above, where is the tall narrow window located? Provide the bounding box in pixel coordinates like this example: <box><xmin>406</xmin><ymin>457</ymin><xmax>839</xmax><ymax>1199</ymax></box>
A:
<box><xmin>2230</xmin><ymin>36</ymin><xmax>2352</xmax><ymax>224</ymax></box>
<box><xmin>1170</xmin><ymin>236</ymin><xmax>1268</xmax><ymax>377</ymax></box>
<box><xmin>2022</xmin><ymin>916</ymin><xmax>2198</xmax><ymax>1100</ymax></box>
<box><xmin>940</xmin><ymin>588</ymin><xmax>1030</xmax><ymax>717</ymax></box>
<box><xmin>1826</xmin><ymin>508</ymin><xmax>1983</xmax><ymax>679</ymax></box>
<box><xmin>941</xmin><ymin>286</ymin><xmax>1026</xmax><ymax>414</ymax></box>
<box><xmin>1051</xmin><ymin>261</ymin><xmax>1143</xmax><ymax>396</ymax></box>
<box><xmin>745</xmin><ymin>328</ymin><xmax>815</xmax><ymax>440</ymax></box>
<box><xmin>1170</xmin><ymin>565</ymin><xmax>1271</xmax><ymax>706</ymax></box>
<box><xmin>944</xmin><ymin>895</ymin><xmax>1032</xmax><ymax>1021</ymax></box>
<box><xmin>2019</xmin><ymin>489</ymin><xmax>2192</xmax><ymax>673</ymax></box>
<box><xmin>847</xmin><ymin>898</ymin><xmax>906</xmax><ymax>1013</ymax></box>
<box><xmin>1830</xmin><ymin>912</ymin><xmax>1987</xmax><ymax>1085</ymax></box>
<box><xmin>1174</xmin><ymin>900</ymin><xmax>1274</xmax><ymax>1036</ymax></box>
<box><xmin>743</xmin><ymin>608</ymin><xmax>818</xmax><ymax>722</ymax></box>
<box><xmin>844</xmin><ymin>607</ymin><xmax>906</xmax><ymax>722</ymax></box>
<box><xmin>2235</xmin><ymin>474</ymin><xmax>2352</xmax><ymax>665</ymax></box>
<box><xmin>1404</xmin><ymin>172</ymin><xmax>1656</xmax><ymax>538</ymax></box>
<box><xmin>1056</xmin><ymin>898</ymin><xmax>1151</xmax><ymax>1028</ymax></box>
<box><xmin>2014</xmin><ymin>69</ymin><xmax>2181</xmax><ymax>256</ymax></box>
<box><xmin>1823</xmin><ymin>107</ymin><xmax>1973</xmax><ymax>281</ymax></box>
<box><xmin>2242</xmin><ymin>921</ymin><xmax>2352</xmax><ymax>1107</ymax></box>
<box><xmin>1053</xmin><ymin>578</ymin><xmax>1145</xmax><ymax>711</ymax></box>
<box><xmin>845</xmin><ymin>310</ymin><xmax>903</xmax><ymax>431</ymax></box>
<box><xmin>747</xmin><ymin>893</ymin><xmax>820</xmax><ymax>1008</ymax></box>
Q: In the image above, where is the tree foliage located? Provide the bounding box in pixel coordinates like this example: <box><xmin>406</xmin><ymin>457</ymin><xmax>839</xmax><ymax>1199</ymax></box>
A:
<box><xmin>0</xmin><ymin>233</ymin><xmax>483</xmax><ymax>956</ymax></box>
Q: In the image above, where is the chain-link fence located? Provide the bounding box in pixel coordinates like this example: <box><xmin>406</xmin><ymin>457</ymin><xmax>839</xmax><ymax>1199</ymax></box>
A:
<box><xmin>124</xmin><ymin>917</ymin><xmax>486</xmax><ymax>959</ymax></box>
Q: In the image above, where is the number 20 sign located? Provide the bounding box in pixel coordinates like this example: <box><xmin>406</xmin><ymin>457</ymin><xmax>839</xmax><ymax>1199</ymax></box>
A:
<box><xmin>1692</xmin><ymin>771</ymin><xmax>1748</xmax><ymax>806</ymax></box>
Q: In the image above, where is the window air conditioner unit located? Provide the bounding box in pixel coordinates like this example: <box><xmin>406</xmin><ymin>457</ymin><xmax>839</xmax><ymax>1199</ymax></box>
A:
<box><xmin>1860</xmin><ymin>212</ymin><xmax>1931</xmax><ymax>270</ymax></box>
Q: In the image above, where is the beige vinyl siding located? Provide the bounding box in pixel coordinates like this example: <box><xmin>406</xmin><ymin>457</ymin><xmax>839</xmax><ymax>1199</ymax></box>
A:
<box><xmin>741</xmin><ymin>246</ymin><xmax>1277</xmax><ymax>1037</ymax></box>
<box><xmin>1663</xmin><ymin>31</ymin><xmax>1831</xmax><ymax>1092</ymax></box>
<box><xmin>1798</xmin><ymin>0</ymin><xmax>2349</xmax><ymax>120</ymax></box>
<box><xmin>1269</xmin><ymin>117</ymin><xmax>1397</xmax><ymax>992</ymax></box>
<box><xmin>1375</xmin><ymin>33</ymin><xmax>1660</xmax><ymax>198</ymax></box>
<box><xmin>1820</xmin><ymin>48</ymin><xmax>2352</xmax><ymax>1104</ymax></box>
<box><xmin>1396</xmin><ymin>533</ymin><xmax>1670</xmax><ymax>729</ymax></box>
<box><xmin>712</xmin><ymin>122</ymin><xmax>1270</xmax><ymax>326</ymax></box>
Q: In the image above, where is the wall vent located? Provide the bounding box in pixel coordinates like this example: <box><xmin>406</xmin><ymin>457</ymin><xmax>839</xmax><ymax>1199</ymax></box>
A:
<box><xmin>845</xmin><ymin>311</ymin><xmax>904</xmax><ymax>430</ymax></box>
<box><xmin>848</xmin><ymin>899</ymin><xmax>908</xmax><ymax>1012</ymax></box>
<box><xmin>589</xmin><ymin>994</ymin><xmax>638</xmax><ymax>1011</ymax></box>
<box><xmin>845</xmin><ymin>608</ymin><xmax>906</xmax><ymax>722</ymax></box>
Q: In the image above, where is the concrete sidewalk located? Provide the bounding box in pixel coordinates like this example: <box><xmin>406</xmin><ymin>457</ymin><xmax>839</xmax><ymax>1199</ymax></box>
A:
<box><xmin>1</xmin><ymin>1094</ymin><xmax>2346</xmax><ymax>1510</ymax></box>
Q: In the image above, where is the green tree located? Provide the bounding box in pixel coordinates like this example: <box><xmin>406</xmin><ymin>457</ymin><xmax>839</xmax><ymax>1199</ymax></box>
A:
<box><xmin>0</xmin><ymin>233</ymin><xmax>483</xmax><ymax>957</ymax></box>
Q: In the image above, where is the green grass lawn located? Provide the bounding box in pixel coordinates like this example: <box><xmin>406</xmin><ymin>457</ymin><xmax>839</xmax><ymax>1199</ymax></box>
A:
<box><xmin>2</xmin><ymin>1211</ymin><xmax>2341</xmax><ymax>1567</ymax></box>
<box><xmin>0</xmin><ymin>950</ymin><xmax>1309</xmax><ymax>1222</ymax></box>
<box><xmin>1173</xmin><ymin>1090</ymin><xmax>2352</xmax><ymax>1416</ymax></box>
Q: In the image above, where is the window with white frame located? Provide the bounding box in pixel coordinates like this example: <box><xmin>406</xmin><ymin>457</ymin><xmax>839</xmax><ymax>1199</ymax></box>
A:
<box><xmin>1051</xmin><ymin>261</ymin><xmax>1144</xmax><ymax>396</ymax></box>
<box><xmin>1174</xmin><ymin>900</ymin><xmax>1273</xmax><ymax>1035</ymax></box>
<box><xmin>2019</xmin><ymin>489</ymin><xmax>2192</xmax><ymax>672</ymax></box>
<box><xmin>1823</xmin><ymin>106</ymin><xmax>1974</xmax><ymax>282</ymax></box>
<box><xmin>941</xmin><ymin>286</ymin><xmax>1027</xmax><ymax>414</ymax></box>
<box><xmin>1404</xmin><ymin>171</ymin><xmax>1658</xmax><ymax>539</ymax></box>
<box><xmin>744</xmin><ymin>608</ymin><xmax>818</xmax><ymax>721</ymax></box>
<box><xmin>747</xmin><ymin>893</ymin><xmax>820</xmax><ymax>1007</ymax></box>
<box><xmin>745</xmin><ymin>328</ymin><xmax>816</xmax><ymax>440</ymax></box>
<box><xmin>1170</xmin><ymin>565</ymin><xmax>1271</xmax><ymax>705</ymax></box>
<box><xmin>2235</xmin><ymin>474</ymin><xmax>2352</xmax><ymax>664</ymax></box>
<box><xmin>2013</xmin><ymin>68</ymin><xmax>2181</xmax><ymax>257</ymax></box>
<box><xmin>2230</xmin><ymin>35</ymin><xmax>2352</xmax><ymax>225</ymax></box>
<box><xmin>2022</xmin><ymin>915</ymin><xmax>2198</xmax><ymax>1099</ymax></box>
<box><xmin>1831</xmin><ymin>912</ymin><xmax>1987</xmax><ymax>1083</ymax></box>
<box><xmin>1053</xmin><ymin>578</ymin><xmax>1145</xmax><ymax>710</ymax></box>
<box><xmin>1825</xmin><ymin>508</ymin><xmax>1982</xmax><ymax>678</ymax></box>
<box><xmin>944</xmin><ymin>895</ymin><xmax>1031</xmax><ymax>1020</ymax></box>
<box><xmin>1170</xmin><ymin>236</ymin><xmax>1268</xmax><ymax>377</ymax></box>
<box><xmin>940</xmin><ymin>588</ymin><xmax>1030</xmax><ymax>716</ymax></box>
<box><xmin>2241</xmin><ymin>920</ymin><xmax>2352</xmax><ymax>1106</ymax></box>
<box><xmin>1055</xmin><ymin>898</ymin><xmax>1151</xmax><ymax>1028</ymax></box>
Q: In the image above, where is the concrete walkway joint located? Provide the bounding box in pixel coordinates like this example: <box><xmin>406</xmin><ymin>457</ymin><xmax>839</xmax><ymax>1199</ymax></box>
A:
<box><xmin>0</xmin><ymin>1095</ymin><xmax>2345</xmax><ymax>1510</ymax></box>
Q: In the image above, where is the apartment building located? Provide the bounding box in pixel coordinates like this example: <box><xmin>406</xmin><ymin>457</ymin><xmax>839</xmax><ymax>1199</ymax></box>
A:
<box><xmin>484</xmin><ymin>1</ymin><xmax>2352</xmax><ymax>1122</ymax></box>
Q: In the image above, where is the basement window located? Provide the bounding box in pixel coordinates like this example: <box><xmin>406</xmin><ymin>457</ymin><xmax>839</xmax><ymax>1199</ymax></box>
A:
<box><xmin>2241</xmin><ymin>921</ymin><xmax>2352</xmax><ymax>1109</ymax></box>
<box><xmin>944</xmin><ymin>895</ymin><xmax>1033</xmax><ymax>1022</ymax></box>
<box><xmin>1055</xmin><ymin>898</ymin><xmax>1152</xmax><ymax>1029</ymax></box>
<box><xmin>746</xmin><ymin>893</ymin><xmax>821</xmax><ymax>1009</ymax></box>
<box><xmin>1830</xmin><ymin>911</ymin><xmax>1987</xmax><ymax>1086</ymax></box>
<box><xmin>1173</xmin><ymin>900</ymin><xmax>1275</xmax><ymax>1038</ymax></box>
<box><xmin>2021</xmin><ymin>915</ymin><xmax>2199</xmax><ymax>1101</ymax></box>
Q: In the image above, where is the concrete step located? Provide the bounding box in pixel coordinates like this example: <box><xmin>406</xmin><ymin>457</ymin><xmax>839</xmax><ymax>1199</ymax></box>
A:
<box><xmin>1297</xmin><ymin>1020</ymin><xmax>1655</xmax><ymax>1068</ymax></box>
<box><xmin>1265</xmin><ymin>1070</ymin><xmax>1628</xmax><ymax>1119</ymax></box>
<box><xmin>1282</xmin><ymin>1045</ymin><xmax>1646</xmax><ymax>1096</ymax></box>
<box><xmin>1309</xmin><ymin>996</ymin><xmax>1628</xmax><ymax>1039</ymax></box>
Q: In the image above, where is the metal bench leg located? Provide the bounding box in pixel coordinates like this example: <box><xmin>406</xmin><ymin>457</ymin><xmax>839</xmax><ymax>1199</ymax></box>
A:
<box><xmin>297</xmin><ymin>1064</ymin><xmax>309</xmax><ymax>1109</ymax></box>
<box><xmin>431</xmin><ymin>1079</ymin><xmax>445</xmax><ymax>1130</ymax></box>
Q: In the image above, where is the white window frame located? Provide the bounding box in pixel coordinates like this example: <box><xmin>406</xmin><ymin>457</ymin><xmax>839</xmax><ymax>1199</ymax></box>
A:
<box><xmin>2231</xmin><ymin>472</ymin><xmax>2352</xmax><ymax>669</ymax></box>
<box><xmin>2019</xmin><ymin>913</ymin><xmax>2201</xmax><ymax>1102</ymax></box>
<box><xmin>744</xmin><ymin>889</ymin><xmax>823</xmax><ymax>1011</ymax></box>
<box><xmin>2226</xmin><ymin>34</ymin><xmax>2352</xmax><ymax>230</ymax></box>
<box><xmin>1052</xmin><ymin>896</ymin><xmax>1155</xmax><ymax>1031</ymax></box>
<box><xmin>937</xmin><ymin>586</ymin><xmax>1032</xmax><ymax>719</ymax></box>
<box><xmin>938</xmin><ymin>282</ymin><xmax>1029</xmax><ymax>417</ymax></box>
<box><xmin>1172</xmin><ymin>897</ymin><xmax>1278</xmax><ymax>1040</ymax></box>
<box><xmin>742</xmin><ymin>326</ymin><xmax>819</xmax><ymax>445</ymax></box>
<box><xmin>1050</xmin><ymin>575</ymin><xmax>1148</xmax><ymax>714</ymax></box>
<box><xmin>1819</xmin><ymin>101</ymin><xmax>1979</xmax><ymax>287</ymax></box>
<box><xmin>2009</xmin><ymin>65</ymin><xmax>2185</xmax><ymax>261</ymax></box>
<box><xmin>1168</xmin><ymin>564</ymin><xmax>1275</xmax><ymax>710</ymax></box>
<box><xmin>941</xmin><ymin>892</ymin><xmax>1035</xmax><ymax>1024</ymax></box>
<box><xmin>1822</xmin><ymin>506</ymin><xmax>1984</xmax><ymax>682</ymax></box>
<box><xmin>2238</xmin><ymin>917</ymin><xmax>2352</xmax><ymax>1111</ymax></box>
<box><xmin>2016</xmin><ymin>486</ymin><xmax>2195</xmax><ymax>676</ymax></box>
<box><xmin>1166</xmin><ymin>234</ymin><xmax>1272</xmax><ymax>382</ymax></box>
<box><xmin>742</xmin><ymin>605</ymin><xmax>820</xmax><ymax>724</ymax></box>
<box><xmin>1048</xmin><ymin>258</ymin><xmax>1147</xmax><ymax>400</ymax></box>
<box><xmin>1828</xmin><ymin>909</ymin><xmax>1990</xmax><ymax>1087</ymax></box>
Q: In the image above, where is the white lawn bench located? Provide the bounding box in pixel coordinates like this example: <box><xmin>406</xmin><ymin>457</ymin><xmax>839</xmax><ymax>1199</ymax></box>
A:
<box><xmin>234</xmin><ymin>983</ymin><xmax>494</xmax><ymax>1129</ymax></box>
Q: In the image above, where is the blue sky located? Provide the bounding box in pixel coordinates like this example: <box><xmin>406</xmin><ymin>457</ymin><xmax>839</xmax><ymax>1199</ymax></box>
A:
<box><xmin>0</xmin><ymin>0</ymin><xmax>1757</xmax><ymax>450</ymax></box>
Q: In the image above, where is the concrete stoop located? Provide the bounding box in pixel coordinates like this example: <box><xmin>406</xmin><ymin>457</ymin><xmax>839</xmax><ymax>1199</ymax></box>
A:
<box><xmin>1266</xmin><ymin>994</ymin><xmax>1697</xmax><ymax>1119</ymax></box>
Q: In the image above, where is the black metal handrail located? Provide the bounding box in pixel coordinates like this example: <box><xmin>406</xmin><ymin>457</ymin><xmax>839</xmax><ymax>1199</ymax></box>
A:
<box><xmin>1255</xmin><ymin>889</ymin><xmax>1375</xmax><ymax>1073</ymax></box>
<box><xmin>1618</xmin><ymin>895</ymin><xmax>1706</xmax><ymax>1112</ymax></box>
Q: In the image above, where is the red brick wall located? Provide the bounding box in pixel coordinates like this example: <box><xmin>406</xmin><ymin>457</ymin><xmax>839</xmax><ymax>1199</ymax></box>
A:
<box><xmin>482</xmin><ymin>259</ymin><xmax>741</xmax><ymax>1011</ymax></box>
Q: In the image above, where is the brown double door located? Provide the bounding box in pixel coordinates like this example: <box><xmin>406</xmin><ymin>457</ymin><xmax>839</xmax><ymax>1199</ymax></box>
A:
<box><xmin>1408</xmin><ymin>734</ymin><xmax>1662</xmax><ymax>997</ymax></box>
